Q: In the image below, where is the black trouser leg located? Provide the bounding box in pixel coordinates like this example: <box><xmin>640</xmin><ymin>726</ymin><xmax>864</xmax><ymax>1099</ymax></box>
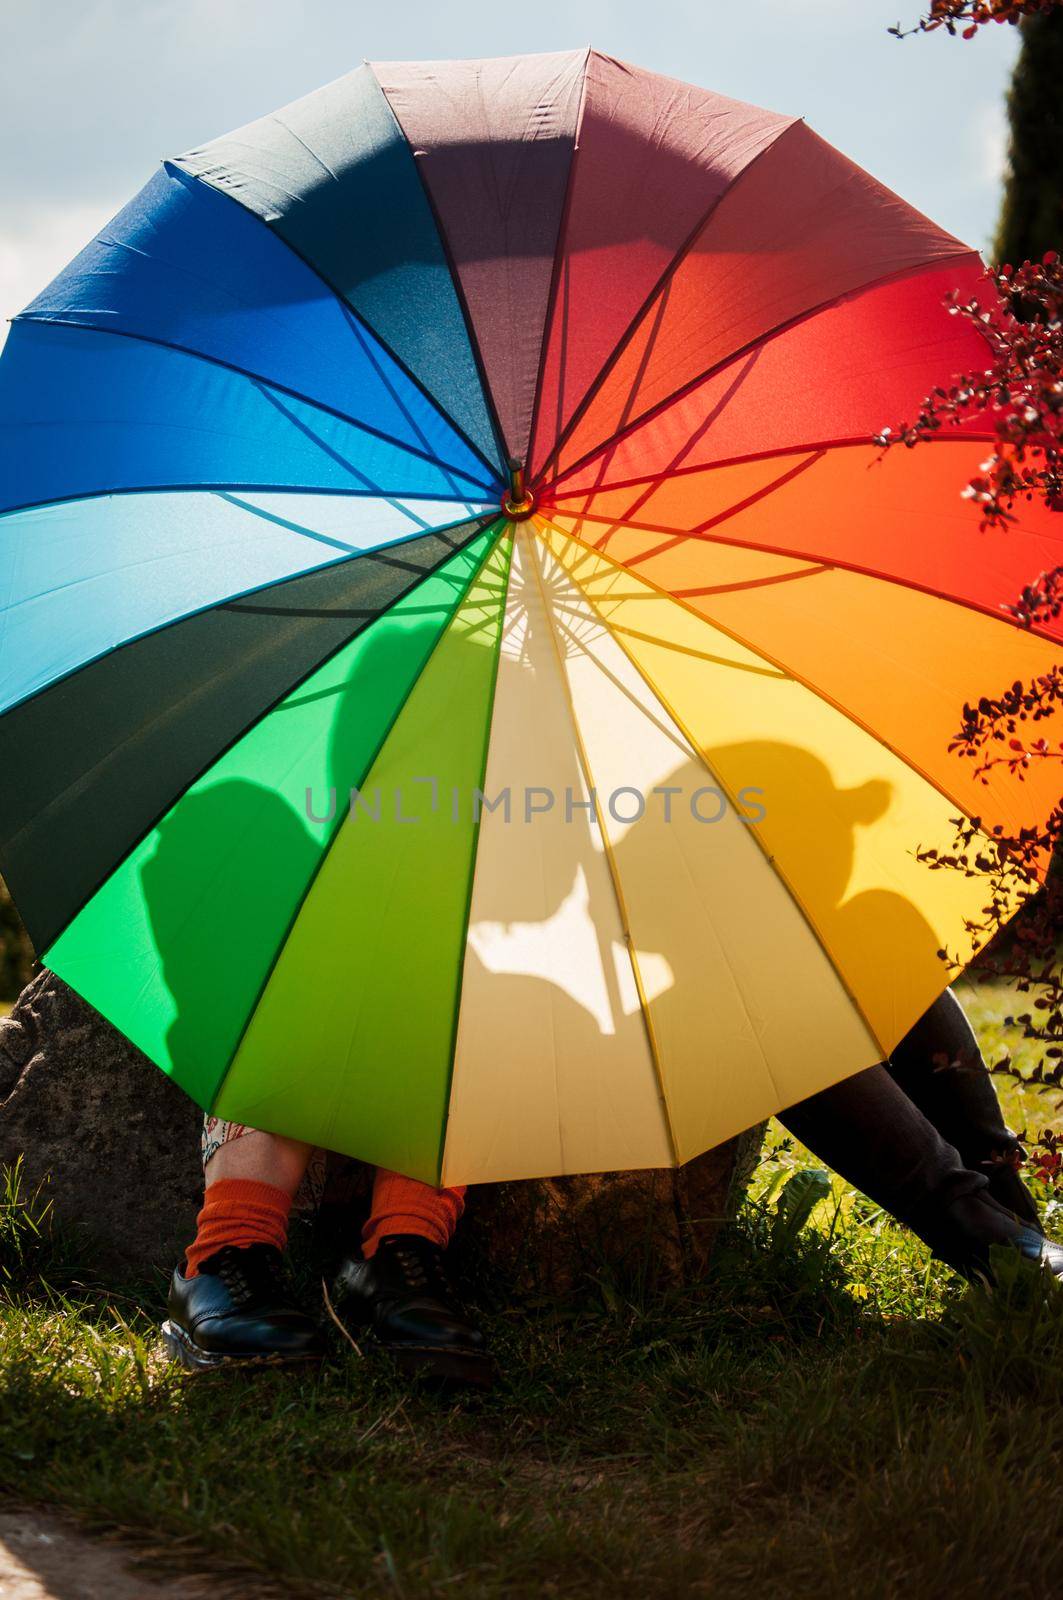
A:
<box><xmin>778</xmin><ymin>987</ymin><xmax>1040</xmax><ymax>1248</ymax></box>
<box><xmin>778</xmin><ymin>1060</ymin><xmax>985</xmax><ymax>1232</ymax></box>
<box><xmin>884</xmin><ymin>989</ymin><xmax>1038</xmax><ymax>1225</ymax></box>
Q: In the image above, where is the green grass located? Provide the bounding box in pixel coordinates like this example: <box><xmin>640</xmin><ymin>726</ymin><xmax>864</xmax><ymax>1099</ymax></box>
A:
<box><xmin>1</xmin><ymin>984</ymin><xmax>1061</xmax><ymax>1597</ymax></box>
<box><xmin>955</xmin><ymin>975</ymin><xmax>1063</xmax><ymax>1135</ymax></box>
<box><xmin>2</xmin><ymin>1155</ymin><xmax>1063</xmax><ymax>1596</ymax></box>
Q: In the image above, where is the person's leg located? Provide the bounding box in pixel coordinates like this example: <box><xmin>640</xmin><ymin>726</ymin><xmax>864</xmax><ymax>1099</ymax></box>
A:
<box><xmin>182</xmin><ymin>1123</ymin><xmax>314</xmax><ymax>1276</ymax></box>
<box><xmin>201</xmin><ymin>1120</ymin><xmax>314</xmax><ymax>1190</ymax></box>
<box><xmin>361</xmin><ymin>1168</ymin><xmax>466</xmax><ymax>1257</ymax></box>
<box><xmin>779</xmin><ymin>1061</ymin><xmax>982</xmax><ymax>1223</ymax></box>
<box><xmin>778</xmin><ymin>1035</ymin><xmax>1061</xmax><ymax>1278</ymax></box>
<box><xmin>885</xmin><ymin>989</ymin><xmax>1039</xmax><ymax>1227</ymax></box>
<box><xmin>333</xmin><ymin>1170</ymin><xmax>490</xmax><ymax>1388</ymax></box>
<box><xmin>162</xmin><ymin>1120</ymin><xmax>324</xmax><ymax>1371</ymax></box>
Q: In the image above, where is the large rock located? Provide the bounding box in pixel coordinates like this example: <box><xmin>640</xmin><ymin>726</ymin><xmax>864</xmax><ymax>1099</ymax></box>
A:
<box><xmin>0</xmin><ymin>969</ymin><xmax>760</xmax><ymax>1289</ymax></box>
<box><xmin>0</xmin><ymin>969</ymin><xmax>203</xmax><ymax>1278</ymax></box>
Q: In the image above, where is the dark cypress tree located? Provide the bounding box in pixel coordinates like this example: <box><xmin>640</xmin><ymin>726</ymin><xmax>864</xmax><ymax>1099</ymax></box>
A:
<box><xmin>993</xmin><ymin>10</ymin><xmax>1063</xmax><ymax>264</ymax></box>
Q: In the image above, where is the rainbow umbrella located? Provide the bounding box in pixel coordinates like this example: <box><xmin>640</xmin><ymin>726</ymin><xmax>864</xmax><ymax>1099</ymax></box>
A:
<box><xmin>1</xmin><ymin>50</ymin><xmax>1060</xmax><ymax>1184</ymax></box>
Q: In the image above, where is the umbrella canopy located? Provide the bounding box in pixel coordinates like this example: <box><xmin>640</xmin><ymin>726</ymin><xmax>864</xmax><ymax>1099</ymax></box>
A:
<box><xmin>1</xmin><ymin>49</ymin><xmax>1061</xmax><ymax>1185</ymax></box>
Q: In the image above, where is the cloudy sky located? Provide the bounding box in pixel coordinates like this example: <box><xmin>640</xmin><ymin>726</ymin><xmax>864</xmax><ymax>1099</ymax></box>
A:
<box><xmin>0</xmin><ymin>0</ymin><xmax>1018</xmax><ymax>351</ymax></box>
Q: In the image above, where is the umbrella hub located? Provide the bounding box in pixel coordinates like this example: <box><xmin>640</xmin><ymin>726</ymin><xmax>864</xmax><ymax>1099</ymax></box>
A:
<box><xmin>502</xmin><ymin>457</ymin><xmax>536</xmax><ymax>521</ymax></box>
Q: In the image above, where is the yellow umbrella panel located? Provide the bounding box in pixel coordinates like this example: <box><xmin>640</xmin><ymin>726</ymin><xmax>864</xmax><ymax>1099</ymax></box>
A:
<box><xmin>441</xmin><ymin>516</ymin><xmax>1042</xmax><ymax>1183</ymax></box>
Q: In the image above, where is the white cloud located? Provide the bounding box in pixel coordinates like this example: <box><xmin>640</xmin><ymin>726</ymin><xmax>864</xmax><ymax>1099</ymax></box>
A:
<box><xmin>973</xmin><ymin>98</ymin><xmax>1009</xmax><ymax>186</ymax></box>
<box><xmin>0</xmin><ymin>199</ymin><xmax>120</xmax><ymax>348</ymax></box>
<box><xmin>0</xmin><ymin>0</ymin><xmax>1024</xmax><ymax>345</ymax></box>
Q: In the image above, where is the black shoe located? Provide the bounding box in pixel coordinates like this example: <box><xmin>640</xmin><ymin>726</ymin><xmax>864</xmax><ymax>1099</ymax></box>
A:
<box><xmin>918</xmin><ymin>1190</ymin><xmax>1063</xmax><ymax>1285</ymax></box>
<box><xmin>331</xmin><ymin>1234</ymin><xmax>492</xmax><ymax>1389</ymax></box>
<box><xmin>161</xmin><ymin>1243</ymin><xmax>326</xmax><ymax>1372</ymax></box>
<box><xmin>1009</xmin><ymin>1223</ymin><xmax>1063</xmax><ymax>1280</ymax></box>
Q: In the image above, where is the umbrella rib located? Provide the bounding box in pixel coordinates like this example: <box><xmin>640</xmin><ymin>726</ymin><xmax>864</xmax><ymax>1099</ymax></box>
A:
<box><xmin>0</xmin><ymin>481</ymin><xmax>498</xmax><ymax>524</ymax></box>
<box><xmin>525</xmin><ymin>47</ymin><xmax>592</xmax><ymax>471</ymax></box>
<box><xmin>433</xmin><ymin>529</ymin><xmax>516</xmax><ymax>1183</ymax></box>
<box><xmin>27</xmin><ymin>521</ymin><xmax>498</xmax><ymax>965</ymax></box>
<box><xmin>15</xmin><ymin>316</ymin><xmax>499</xmax><ymax>495</ymax></box>
<box><xmin>549</xmin><ymin>431</ymin><xmax>1001</xmax><ymax>500</ymax></box>
<box><xmin>0</xmin><ymin>507</ymin><xmax>495</xmax><ymax>720</ymax></box>
<box><xmin>537</xmin><ymin>514</ymin><xmax>971</xmax><ymax>1064</ymax></box>
<box><xmin>545</xmin><ymin>501</ymin><xmax>1063</xmax><ymax>644</ymax></box>
<box><xmin>168</xmin><ymin>160</ymin><xmax>504</xmax><ymax>483</ymax></box>
<box><xmin>338</xmin><ymin>303</ymin><xmax>493</xmax><ymax>505</ymax></box>
<box><xmin>215</xmin><ymin>488</ymin><xmax>435</xmax><ymax>541</ymax></box>
<box><xmin>532</xmin><ymin>116</ymin><xmax>803</xmax><ymax>485</ymax></box>
<box><xmin>523</xmin><ymin>520</ymin><xmax>682</xmax><ymax>1167</ymax></box>
<box><xmin>203</xmin><ymin>521</ymin><xmax>510</xmax><ymax>1118</ymax></box>
<box><xmin>536</xmin><ymin>249</ymin><xmax>980</xmax><ymax>487</ymax></box>
<box><xmin>369</xmin><ymin>67</ymin><xmax>510</xmax><ymax>468</ymax></box>
<box><xmin>534</xmin><ymin>514</ymin><xmax>1047</xmax><ymax>871</ymax></box>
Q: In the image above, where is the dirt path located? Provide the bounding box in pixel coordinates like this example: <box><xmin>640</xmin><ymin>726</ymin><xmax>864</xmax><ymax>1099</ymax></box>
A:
<box><xmin>0</xmin><ymin>1509</ymin><xmax>201</xmax><ymax>1599</ymax></box>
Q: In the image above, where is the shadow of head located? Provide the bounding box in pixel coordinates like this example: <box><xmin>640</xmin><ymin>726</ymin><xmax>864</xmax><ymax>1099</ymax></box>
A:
<box><xmin>135</xmin><ymin>562</ymin><xmax>505</xmax><ymax>1062</ymax></box>
<box><xmin>704</xmin><ymin>741</ymin><xmax>891</xmax><ymax>907</ymax></box>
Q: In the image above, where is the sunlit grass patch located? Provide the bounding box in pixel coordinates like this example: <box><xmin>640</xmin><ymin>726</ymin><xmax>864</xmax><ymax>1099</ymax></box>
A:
<box><xmin>1</xmin><ymin>975</ymin><xmax>1061</xmax><ymax>1595</ymax></box>
<box><xmin>1</xmin><ymin>1145</ymin><xmax>1062</xmax><ymax>1598</ymax></box>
